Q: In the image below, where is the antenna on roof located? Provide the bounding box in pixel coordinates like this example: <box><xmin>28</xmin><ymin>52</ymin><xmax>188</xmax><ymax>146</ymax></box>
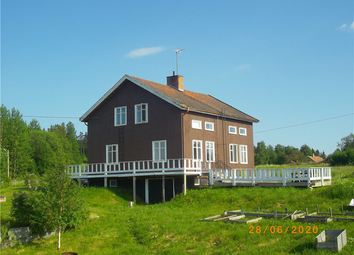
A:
<box><xmin>174</xmin><ymin>49</ymin><xmax>185</xmax><ymax>75</ymax></box>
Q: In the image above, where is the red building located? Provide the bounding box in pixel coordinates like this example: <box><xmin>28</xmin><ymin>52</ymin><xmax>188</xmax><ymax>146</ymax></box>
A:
<box><xmin>69</xmin><ymin>74</ymin><xmax>259</xmax><ymax>203</ymax></box>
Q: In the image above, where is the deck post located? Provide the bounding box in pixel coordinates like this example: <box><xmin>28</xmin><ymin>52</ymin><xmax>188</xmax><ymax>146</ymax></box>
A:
<box><xmin>133</xmin><ymin>176</ymin><xmax>136</xmax><ymax>203</ymax></box>
<box><xmin>104</xmin><ymin>163</ymin><xmax>107</xmax><ymax>187</ymax></box>
<box><xmin>232</xmin><ymin>169</ymin><xmax>235</xmax><ymax>186</ymax></box>
<box><xmin>251</xmin><ymin>169</ymin><xmax>255</xmax><ymax>186</ymax></box>
<box><xmin>183</xmin><ymin>174</ymin><xmax>187</xmax><ymax>195</ymax></box>
<box><xmin>282</xmin><ymin>169</ymin><xmax>286</xmax><ymax>186</ymax></box>
<box><xmin>209</xmin><ymin>169</ymin><xmax>213</xmax><ymax>186</ymax></box>
<box><xmin>145</xmin><ymin>179</ymin><xmax>149</xmax><ymax>204</ymax></box>
<box><xmin>321</xmin><ymin>168</ymin><xmax>324</xmax><ymax>186</ymax></box>
<box><xmin>162</xmin><ymin>175</ymin><xmax>165</xmax><ymax>203</ymax></box>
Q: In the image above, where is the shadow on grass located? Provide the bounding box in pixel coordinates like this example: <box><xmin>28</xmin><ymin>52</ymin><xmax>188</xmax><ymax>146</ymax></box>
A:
<box><xmin>289</xmin><ymin>241</ymin><xmax>316</xmax><ymax>254</ymax></box>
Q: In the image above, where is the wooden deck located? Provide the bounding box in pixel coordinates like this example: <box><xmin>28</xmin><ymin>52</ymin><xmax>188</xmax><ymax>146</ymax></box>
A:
<box><xmin>67</xmin><ymin>161</ymin><xmax>331</xmax><ymax>188</ymax></box>
<box><xmin>209</xmin><ymin>168</ymin><xmax>332</xmax><ymax>187</ymax></box>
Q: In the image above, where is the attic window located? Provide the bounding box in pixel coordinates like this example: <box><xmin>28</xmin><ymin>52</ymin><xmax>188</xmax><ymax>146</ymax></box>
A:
<box><xmin>205</xmin><ymin>122</ymin><xmax>214</xmax><ymax>131</ymax></box>
<box><xmin>229</xmin><ymin>126</ymin><xmax>237</xmax><ymax>134</ymax></box>
<box><xmin>192</xmin><ymin>120</ymin><xmax>202</xmax><ymax>129</ymax></box>
<box><xmin>239</xmin><ymin>127</ymin><xmax>247</xmax><ymax>136</ymax></box>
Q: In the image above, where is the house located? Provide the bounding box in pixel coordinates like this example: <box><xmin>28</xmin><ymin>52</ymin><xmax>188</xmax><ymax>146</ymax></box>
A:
<box><xmin>71</xmin><ymin>73</ymin><xmax>259</xmax><ymax>204</ymax></box>
<box><xmin>307</xmin><ymin>154</ymin><xmax>324</xmax><ymax>164</ymax></box>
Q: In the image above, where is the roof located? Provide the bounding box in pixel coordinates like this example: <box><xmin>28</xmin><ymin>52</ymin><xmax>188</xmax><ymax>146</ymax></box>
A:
<box><xmin>80</xmin><ymin>74</ymin><xmax>259</xmax><ymax>123</ymax></box>
<box><xmin>307</xmin><ymin>154</ymin><xmax>324</xmax><ymax>163</ymax></box>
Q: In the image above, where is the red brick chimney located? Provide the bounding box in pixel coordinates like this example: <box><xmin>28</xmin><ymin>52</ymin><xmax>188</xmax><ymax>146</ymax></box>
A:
<box><xmin>167</xmin><ymin>71</ymin><xmax>184</xmax><ymax>91</ymax></box>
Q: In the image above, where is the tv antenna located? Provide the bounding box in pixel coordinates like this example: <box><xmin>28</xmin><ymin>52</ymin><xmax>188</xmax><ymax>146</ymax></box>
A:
<box><xmin>174</xmin><ymin>48</ymin><xmax>185</xmax><ymax>75</ymax></box>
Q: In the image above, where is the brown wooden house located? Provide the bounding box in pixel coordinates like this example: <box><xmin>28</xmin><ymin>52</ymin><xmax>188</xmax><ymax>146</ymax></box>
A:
<box><xmin>69</xmin><ymin>73</ymin><xmax>259</xmax><ymax>204</ymax></box>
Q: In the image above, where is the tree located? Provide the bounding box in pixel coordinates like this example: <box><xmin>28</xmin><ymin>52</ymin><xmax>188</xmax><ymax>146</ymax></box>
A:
<box><xmin>267</xmin><ymin>145</ymin><xmax>277</xmax><ymax>164</ymax></box>
<box><xmin>28</xmin><ymin>119</ymin><xmax>41</xmax><ymax>131</ymax></box>
<box><xmin>11</xmin><ymin>161</ymin><xmax>88</xmax><ymax>251</ymax></box>
<box><xmin>300</xmin><ymin>144</ymin><xmax>312</xmax><ymax>156</ymax></box>
<box><xmin>0</xmin><ymin>105</ymin><xmax>34</xmax><ymax>178</ymax></box>
<box><xmin>254</xmin><ymin>141</ymin><xmax>269</xmax><ymax>165</ymax></box>
<box><xmin>338</xmin><ymin>133</ymin><xmax>354</xmax><ymax>151</ymax></box>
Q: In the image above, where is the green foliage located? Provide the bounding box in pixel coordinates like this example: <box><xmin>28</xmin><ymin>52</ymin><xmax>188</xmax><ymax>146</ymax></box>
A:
<box><xmin>0</xmin><ymin>105</ymin><xmax>35</xmax><ymax>178</ymax></box>
<box><xmin>10</xmin><ymin>165</ymin><xmax>88</xmax><ymax>250</ymax></box>
<box><xmin>1</xmin><ymin>105</ymin><xmax>87</xmax><ymax>178</ymax></box>
<box><xmin>2</xmin><ymin>166</ymin><xmax>354</xmax><ymax>254</ymax></box>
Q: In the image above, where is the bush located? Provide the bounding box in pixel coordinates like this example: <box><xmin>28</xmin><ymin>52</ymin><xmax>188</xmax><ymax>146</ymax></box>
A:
<box><xmin>10</xmin><ymin>167</ymin><xmax>88</xmax><ymax>245</ymax></box>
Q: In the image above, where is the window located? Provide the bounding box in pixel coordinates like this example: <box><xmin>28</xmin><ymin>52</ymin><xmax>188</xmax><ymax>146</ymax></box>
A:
<box><xmin>239</xmin><ymin>145</ymin><xmax>248</xmax><ymax>164</ymax></box>
<box><xmin>192</xmin><ymin>120</ymin><xmax>202</xmax><ymax>129</ymax></box>
<box><xmin>114</xmin><ymin>106</ymin><xmax>127</xmax><ymax>126</ymax></box>
<box><xmin>205</xmin><ymin>122</ymin><xmax>214</xmax><ymax>131</ymax></box>
<box><xmin>230</xmin><ymin>144</ymin><xmax>238</xmax><ymax>163</ymax></box>
<box><xmin>110</xmin><ymin>179</ymin><xmax>117</xmax><ymax>187</ymax></box>
<box><xmin>152</xmin><ymin>140</ymin><xmax>167</xmax><ymax>161</ymax></box>
<box><xmin>239</xmin><ymin>127</ymin><xmax>247</xmax><ymax>136</ymax></box>
<box><xmin>205</xmin><ymin>141</ymin><xmax>215</xmax><ymax>162</ymax></box>
<box><xmin>135</xmin><ymin>103</ymin><xmax>148</xmax><ymax>124</ymax></box>
<box><xmin>106</xmin><ymin>144</ymin><xmax>118</xmax><ymax>163</ymax></box>
<box><xmin>192</xmin><ymin>140</ymin><xmax>203</xmax><ymax>161</ymax></box>
<box><xmin>229</xmin><ymin>126</ymin><xmax>237</xmax><ymax>134</ymax></box>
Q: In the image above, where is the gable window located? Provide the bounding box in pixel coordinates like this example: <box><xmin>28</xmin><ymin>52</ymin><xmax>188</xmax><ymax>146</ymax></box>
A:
<box><xmin>205</xmin><ymin>141</ymin><xmax>215</xmax><ymax>162</ymax></box>
<box><xmin>106</xmin><ymin>144</ymin><xmax>118</xmax><ymax>163</ymax></box>
<box><xmin>192</xmin><ymin>120</ymin><xmax>202</xmax><ymax>129</ymax></box>
<box><xmin>229</xmin><ymin>126</ymin><xmax>237</xmax><ymax>134</ymax></box>
<box><xmin>239</xmin><ymin>127</ymin><xmax>247</xmax><ymax>136</ymax></box>
<box><xmin>152</xmin><ymin>140</ymin><xmax>167</xmax><ymax>161</ymax></box>
<box><xmin>205</xmin><ymin>122</ymin><xmax>214</xmax><ymax>131</ymax></box>
<box><xmin>230</xmin><ymin>144</ymin><xmax>238</xmax><ymax>163</ymax></box>
<box><xmin>114</xmin><ymin>106</ymin><xmax>127</xmax><ymax>126</ymax></box>
<box><xmin>135</xmin><ymin>103</ymin><xmax>148</xmax><ymax>124</ymax></box>
<box><xmin>239</xmin><ymin>145</ymin><xmax>248</xmax><ymax>164</ymax></box>
<box><xmin>192</xmin><ymin>140</ymin><xmax>203</xmax><ymax>161</ymax></box>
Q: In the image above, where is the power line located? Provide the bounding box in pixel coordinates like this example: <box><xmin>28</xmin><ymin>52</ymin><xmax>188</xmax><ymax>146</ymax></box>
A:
<box><xmin>23</xmin><ymin>116</ymin><xmax>79</xmax><ymax>119</ymax></box>
<box><xmin>254</xmin><ymin>113</ymin><xmax>354</xmax><ymax>134</ymax></box>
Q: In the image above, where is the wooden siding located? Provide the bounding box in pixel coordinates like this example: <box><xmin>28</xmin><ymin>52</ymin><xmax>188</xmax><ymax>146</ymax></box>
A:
<box><xmin>87</xmin><ymin>80</ymin><xmax>183</xmax><ymax>164</ymax></box>
<box><xmin>182</xmin><ymin>111</ymin><xmax>255</xmax><ymax>168</ymax></box>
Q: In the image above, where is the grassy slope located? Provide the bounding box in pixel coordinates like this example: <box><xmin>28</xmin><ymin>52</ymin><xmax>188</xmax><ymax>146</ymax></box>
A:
<box><xmin>1</xmin><ymin>166</ymin><xmax>353</xmax><ymax>255</ymax></box>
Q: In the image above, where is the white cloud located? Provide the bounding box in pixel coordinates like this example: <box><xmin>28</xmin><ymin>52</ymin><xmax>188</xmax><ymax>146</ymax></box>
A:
<box><xmin>349</xmin><ymin>22</ymin><xmax>354</xmax><ymax>31</ymax></box>
<box><xmin>127</xmin><ymin>46</ymin><xmax>166</xmax><ymax>58</ymax></box>
<box><xmin>338</xmin><ymin>24</ymin><xmax>347</xmax><ymax>31</ymax></box>
<box><xmin>235</xmin><ymin>64</ymin><xmax>250</xmax><ymax>71</ymax></box>
<box><xmin>338</xmin><ymin>22</ymin><xmax>354</xmax><ymax>32</ymax></box>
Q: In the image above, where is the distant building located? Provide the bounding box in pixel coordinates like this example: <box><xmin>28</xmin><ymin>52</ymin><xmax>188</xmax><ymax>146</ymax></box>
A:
<box><xmin>307</xmin><ymin>154</ymin><xmax>324</xmax><ymax>164</ymax></box>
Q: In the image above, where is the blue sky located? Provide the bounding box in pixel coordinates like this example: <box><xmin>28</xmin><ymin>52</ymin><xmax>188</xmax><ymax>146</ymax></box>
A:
<box><xmin>1</xmin><ymin>0</ymin><xmax>353</xmax><ymax>155</ymax></box>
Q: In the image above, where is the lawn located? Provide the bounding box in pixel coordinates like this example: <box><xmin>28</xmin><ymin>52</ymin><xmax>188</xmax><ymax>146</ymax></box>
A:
<box><xmin>1</xmin><ymin>166</ymin><xmax>354</xmax><ymax>254</ymax></box>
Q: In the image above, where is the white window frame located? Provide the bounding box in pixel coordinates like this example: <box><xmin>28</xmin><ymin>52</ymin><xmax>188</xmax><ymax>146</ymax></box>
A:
<box><xmin>110</xmin><ymin>179</ymin><xmax>117</xmax><ymax>187</ymax></box>
<box><xmin>229</xmin><ymin>126</ymin><xmax>237</xmax><ymax>134</ymax></box>
<box><xmin>229</xmin><ymin>144</ymin><xmax>238</xmax><ymax>163</ymax></box>
<box><xmin>106</xmin><ymin>144</ymin><xmax>118</xmax><ymax>164</ymax></box>
<box><xmin>239</xmin><ymin>145</ymin><xmax>248</xmax><ymax>164</ymax></box>
<box><xmin>192</xmin><ymin>120</ymin><xmax>202</xmax><ymax>130</ymax></box>
<box><xmin>205</xmin><ymin>122</ymin><xmax>214</xmax><ymax>131</ymax></box>
<box><xmin>205</xmin><ymin>141</ymin><xmax>215</xmax><ymax>162</ymax></box>
<box><xmin>114</xmin><ymin>106</ymin><xmax>127</xmax><ymax>126</ymax></box>
<box><xmin>135</xmin><ymin>103</ymin><xmax>148</xmax><ymax>124</ymax></box>
<box><xmin>152</xmin><ymin>140</ymin><xmax>167</xmax><ymax>162</ymax></box>
<box><xmin>239</xmin><ymin>127</ymin><xmax>247</xmax><ymax>136</ymax></box>
<box><xmin>192</xmin><ymin>140</ymin><xmax>203</xmax><ymax>161</ymax></box>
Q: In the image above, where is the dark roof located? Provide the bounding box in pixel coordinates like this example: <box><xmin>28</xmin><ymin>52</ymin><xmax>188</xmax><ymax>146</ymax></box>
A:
<box><xmin>80</xmin><ymin>74</ymin><xmax>259</xmax><ymax>123</ymax></box>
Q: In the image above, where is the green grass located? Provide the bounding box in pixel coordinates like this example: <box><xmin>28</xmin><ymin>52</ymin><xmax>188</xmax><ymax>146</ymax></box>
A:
<box><xmin>1</xmin><ymin>166</ymin><xmax>354</xmax><ymax>254</ymax></box>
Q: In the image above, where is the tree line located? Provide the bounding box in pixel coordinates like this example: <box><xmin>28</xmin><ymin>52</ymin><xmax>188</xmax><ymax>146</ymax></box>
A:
<box><xmin>254</xmin><ymin>133</ymin><xmax>354</xmax><ymax>166</ymax></box>
<box><xmin>0</xmin><ymin>105</ymin><xmax>87</xmax><ymax>181</ymax></box>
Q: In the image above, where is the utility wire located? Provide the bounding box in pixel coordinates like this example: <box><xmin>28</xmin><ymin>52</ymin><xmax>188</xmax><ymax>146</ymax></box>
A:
<box><xmin>254</xmin><ymin>113</ymin><xmax>354</xmax><ymax>134</ymax></box>
<box><xmin>23</xmin><ymin>116</ymin><xmax>79</xmax><ymax>119</ymax></box>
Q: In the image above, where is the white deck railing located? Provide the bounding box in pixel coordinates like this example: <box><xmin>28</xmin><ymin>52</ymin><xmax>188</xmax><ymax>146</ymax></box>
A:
<box><xmin>67</xmin><ymin>158</ymin><xmax>209</xmax><ymax>178</ymax></box>
<box><xmin>209</xmin><ymin>167</ymin><xmax>331</xmax><ymax>187</ymax></box>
